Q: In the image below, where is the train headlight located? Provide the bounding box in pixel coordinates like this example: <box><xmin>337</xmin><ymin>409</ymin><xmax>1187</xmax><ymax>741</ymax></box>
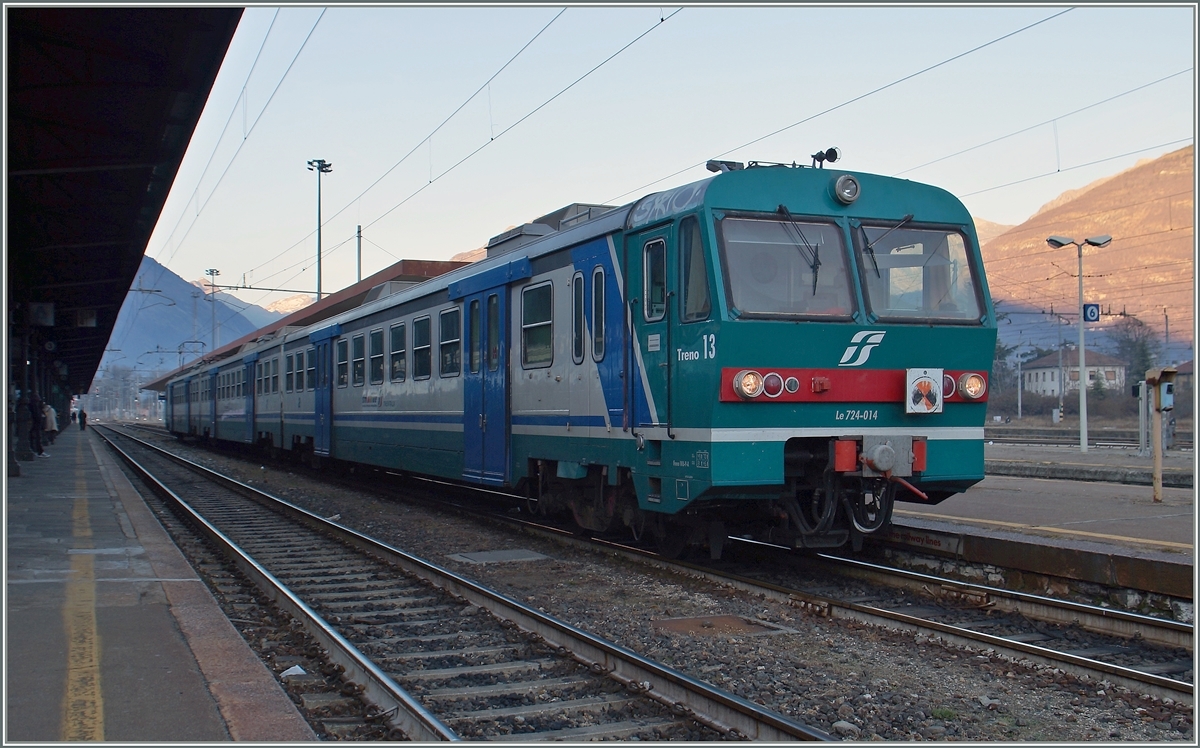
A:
<box><xmin>833</xmin><ymin>174</ymin><xmax>860</xmax><ymax>205</ymax></box>
<box><xmin>734</xmin><ymin>370</ymin><xmax>765</xmax><ymax>399</ymax></box>
<box><xmin>958</xmin><ymin>372</ymin><xmax>987</xmax><ymax>400</ymax></box>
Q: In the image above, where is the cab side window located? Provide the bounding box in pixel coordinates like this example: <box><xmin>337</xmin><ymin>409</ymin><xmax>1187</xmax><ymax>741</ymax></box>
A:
<box><xmin>644</xmin><ymin>238</ymin><xmax>666</xmax><ymax>321</ymax></box>
<box><xmin>680</xmin><ymin>215</ymin><xmax>711</xmax><ymax>322</ymax></box>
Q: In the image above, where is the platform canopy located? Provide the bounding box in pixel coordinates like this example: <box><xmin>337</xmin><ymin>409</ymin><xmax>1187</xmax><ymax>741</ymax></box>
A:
<box><xmin>7</xmin><ymin>7</ymin><xmax>243</xmax><ymax>395</ymax></box>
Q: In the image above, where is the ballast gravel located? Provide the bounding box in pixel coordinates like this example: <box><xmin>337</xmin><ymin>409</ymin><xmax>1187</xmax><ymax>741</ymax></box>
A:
<box><xmin>142</xmin><ymin>434</ymin><xmax>1194</xmax><ymax>742</ymax></box>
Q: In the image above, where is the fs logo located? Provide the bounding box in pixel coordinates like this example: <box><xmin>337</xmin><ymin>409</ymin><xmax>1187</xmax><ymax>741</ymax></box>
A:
<box><xmin>838</xmin><ymin>331</ymin><xmax>886</xmax><ymax>367</ymax></box>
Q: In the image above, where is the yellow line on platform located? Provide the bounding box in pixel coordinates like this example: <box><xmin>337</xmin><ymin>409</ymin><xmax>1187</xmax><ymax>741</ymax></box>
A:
<box><xmin>894</xmin><ymin>509</ymin><xmax>1194</xmax><ymax>550</ymax></box>
<box><xmin>62</xmin><ymin>441</ymin><xmax>104</xmax><ymax>741</ymax></box>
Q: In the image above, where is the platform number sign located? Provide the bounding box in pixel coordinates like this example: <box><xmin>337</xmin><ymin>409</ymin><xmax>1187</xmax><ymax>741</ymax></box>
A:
<box><xmin>1083</xmin><ymin>304</ymin><xmax>1100</xmax><ymax>323</ymax></box>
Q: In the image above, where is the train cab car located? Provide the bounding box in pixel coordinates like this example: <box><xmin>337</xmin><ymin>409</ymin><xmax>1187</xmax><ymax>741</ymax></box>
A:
<box><xmin>163</xmin><ymin>157</ymin><xmax>994</xmax><ymax>556</ymax></box>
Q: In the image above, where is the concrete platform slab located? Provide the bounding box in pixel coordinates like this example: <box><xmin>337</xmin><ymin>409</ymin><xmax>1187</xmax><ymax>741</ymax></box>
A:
<box><xmin>4</xmin><ymin>427</ymin><xmax>315</xmax><ymax>742</ymax></box>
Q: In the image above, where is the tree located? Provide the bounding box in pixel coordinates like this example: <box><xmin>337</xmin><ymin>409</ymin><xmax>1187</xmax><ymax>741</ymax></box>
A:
<box><xmin>1107</xmin><ymin>315</ymin><xmax>1161</xmax><ymax>381</ymax></box>
<box><xmin>992</xmin><ymin>337</ymin><xmax>1018</xmax><ymax>395</ymax></box>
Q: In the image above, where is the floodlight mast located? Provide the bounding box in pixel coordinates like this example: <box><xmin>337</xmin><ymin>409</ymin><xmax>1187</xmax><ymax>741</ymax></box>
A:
<box><xmin>307</xmin><ymin>159</ymin><xmax>333</xmax><ymax>301</ymax></box>
<box><xmin>1045</xmin><ymin>234</ymin><xmax>1112</xmax><ymax>453</ymax></box>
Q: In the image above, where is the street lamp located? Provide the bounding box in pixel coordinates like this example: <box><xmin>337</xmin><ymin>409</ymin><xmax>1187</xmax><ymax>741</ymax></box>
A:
<box><xmin>307</xmin><ymin>159</ymin><xmax>333</xmax><ymax>301</ymax></box>
<box><xmin>1046</xmin><ymin>234</ymin><xmax>1112</xmax><ymax>453</ymax></box>
<box><xmin>205</xmin><ymin>268</ymin><xmax>220</xmax><ymax>351</ymax></box>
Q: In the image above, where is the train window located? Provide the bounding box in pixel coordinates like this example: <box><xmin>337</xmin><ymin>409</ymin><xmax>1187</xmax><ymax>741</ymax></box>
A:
<box><xmin>592</xmin><ymin>268</ymin><xmax>605</xmax><ymax>361</ymax></box>
<box><xmin>572</xmin><ymin>272</ymin><xmax>585</xmax><ymax>364</ymax></box>
<box><xmin>351</xmin><ymin>335</ymin><xmax>365</xmax><ymax>386</ymax></box>
<box><xmin>272</xmin><ymin>358</ymin><xmax>279</xmax><ymax>393</ymax></box>
<box><xmin>440</xmin><ymin>308</ymin><xmax>461</xmax><ymax>377</ymax></box>
<box><xmin>719</xmin><ymin>216</ymin><xmax>852</xmax><ymax>318</ymax></box>
<box><xmin>370</xmin><ymin>329</ymin><xmax>385</xmax><ymax>385</ymax></box>
<box><xmin>522</xmin><ymin>282</ymin><xmax>553</xmax><ymax>368</ymax></box>
<box><xmin>680</xmin><ymin>216</ymin><xmax>711</xmax><ymax>322</ymax></box>
<box><xmin>285</xmin><ymin>355</ymin><xmax>294</xmax><ymax>392</ymax></box>
<box><xmin>390</xmin><ymin>323</ymin><xmax>406</xmax><ymax>381</ymax></box>
<box><xmin>644</xmin><ymin>239</ymin><xmax>666</xmax><ymax>321</ymax></box>
<box><xmin>856</xmin><ymin>225</ymin><xmax>983</xmax><ymax>323</ymax></box>
<box><xmin>487</xmin><ymin>294</ymin><xmax>500</xmax><ymax>371</ymax></box>
<box><xmin>306</xmin><ymin>349</ymin><xmax>317</xmax><ymax>390</ymax></box>
<box><xmin>468</xmin><ymin>300</ymin><xmax>481</xmax><ymax>374</ymax></box>
<box><xmin>413</xmin><ymin>317</ymin><xmax>432</xmax><ymax>379</ymax></box>
<box><xmin>256</xmin><ymin>363</ymin><xmax>262</xmax><ymax>395</ymax></box>
<box><xmin>336</xmin><ymin>340</ymin><xmax>349</xmax><ymax>387</ymax></box>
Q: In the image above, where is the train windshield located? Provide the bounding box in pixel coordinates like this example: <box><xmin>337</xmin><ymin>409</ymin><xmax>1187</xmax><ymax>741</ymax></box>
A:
<box><xmin>854</xmin><ymin>223</ymin><xmax>983</xmax><ymax>323</ymax></box>
<box><xmin>717</xmin><ymin>216</ymin><xmax>853</xmax><ymax>318</ymax></box>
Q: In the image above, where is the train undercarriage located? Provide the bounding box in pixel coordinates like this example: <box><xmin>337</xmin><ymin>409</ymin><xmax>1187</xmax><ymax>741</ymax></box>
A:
<box><xmin>526</xmin><ymin>437</ymin><xmax>905</xmax><ymax>558</ymax></box>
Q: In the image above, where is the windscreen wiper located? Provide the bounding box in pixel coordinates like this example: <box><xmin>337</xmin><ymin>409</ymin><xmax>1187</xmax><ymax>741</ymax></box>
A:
<box><xmin>777</xmin><ymin>204</ymin><xmax>820</xmax><ymax>295</ymax></box>
<box><xmin>865</xmin><ymin>213</ymin><xmax>914</xmax><ymax>254</ymax></box>
<box><xmin>856</xmin><ymin>223</ymin><xmax>881</xmax><ymax>278</ymax></box>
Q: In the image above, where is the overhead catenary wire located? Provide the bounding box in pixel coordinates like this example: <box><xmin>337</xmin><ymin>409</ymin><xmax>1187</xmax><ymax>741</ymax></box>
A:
<box><xmin>238</xmin><ymin>7</ymin><xmax>570</xmax><ymax>281</ymax></box>
<box><xmin>604</xmin><ymin>7</ymin><xmax>1076</xmax><ymax>205</ymax></box>
<box><xmin>360</xmin><ymin>7</ymin><xmax>684</xmax><ymax>234</ymax></box>
<box><xmin>117</xmin><ymin>8</ymin><xmax>326</xmax><ymax>355</ymax></box>
<box><xmin>893</xmin><ymin>68</ymin><xmax>1193</xmax><ymax>177</ymax></box>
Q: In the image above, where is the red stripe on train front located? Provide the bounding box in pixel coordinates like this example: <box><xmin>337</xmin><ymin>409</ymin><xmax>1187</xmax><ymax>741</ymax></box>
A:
<box><xmin>718</xmin><ymin>368</ymin><xmax>987</xmax><ymax>403</ymax></box>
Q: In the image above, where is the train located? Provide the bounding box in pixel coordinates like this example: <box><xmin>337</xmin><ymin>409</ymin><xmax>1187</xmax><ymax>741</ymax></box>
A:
<box><xmin>163</xmin><ymin>154</ymin><xmax>996</xmax><ymax>557</ymax></box>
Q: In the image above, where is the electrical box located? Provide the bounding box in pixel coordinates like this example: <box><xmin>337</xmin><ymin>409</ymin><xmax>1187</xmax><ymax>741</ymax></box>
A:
<box><xmin>1145</xmin><ymin>367</ymin><xmax>1177</xmax><ymax>413</ymax></box>
<box><xmin>1160</xmin><ymin>382</ymin><xmax>1175</xmax><ymax>411</ymax></box>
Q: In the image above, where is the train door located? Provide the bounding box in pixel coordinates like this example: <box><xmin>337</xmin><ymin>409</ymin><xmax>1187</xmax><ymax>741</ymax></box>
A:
<box><xmin>310</xmin><ymin>325</ymin><xmax>340</xmax><ymax>457</ymax></box>
<box><xmin>624</xmin><ymin>223</ymin><xmax>675</xmax><ymax>440</ymax></box>
<box><xmin>208</xmin><ymin>369</ymin><xmax>219</xmax><ymax>438</ymax></box>
<box><xmin>242</xmin><ymin>355</ymin><xmax>257</xmax><ymax>443</ymax></box>
<box><xmin>184</xmin><ymin>378</ymin><xmax>193</xmax><ymax>434</ymax></box>
<box><xmin>462</xmin><ymin>287</ymin><xmax>510</xmax><ymax>484</ymax></box>
<box><xmin>314</xmin><ymin>340</ymin><xmax>332</xmax><ymax>455</ymax></box>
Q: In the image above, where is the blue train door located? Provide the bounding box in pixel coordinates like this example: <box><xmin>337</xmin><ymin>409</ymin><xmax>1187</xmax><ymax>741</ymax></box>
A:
<box><xmin>463</xmin><ymin>288</ymin><xmax>509</xmax><ymax>484</ymax></box>
<box><xmin>314</xmin><ymin>340</ymin><xmax>332</xmax><ymax>455</ymax></box>
<box><xmin>208</xmin><ymin>369</ymin><xmax>219</xmax><ymax>437</ymax></box>
<box><xmin>242</xmin><ymin>355</ymin><xmax>257</xmax><ymax>443</ymax></box>
<box><xmin>310</xmin><ymin>325</ymin><xmax>340</xmax><ymax>457</ymax></box>
<box><xmin>184</xmin><ymin>378</ymin><xmax>193</xmax><ymax>433</ymax></box>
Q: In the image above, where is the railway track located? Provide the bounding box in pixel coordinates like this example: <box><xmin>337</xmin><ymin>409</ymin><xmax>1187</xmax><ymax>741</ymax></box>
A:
<box><xmin>95</xmin><ymin>426</ymin><xmax>829</xmax><ymax>741</ymax></box>
<box><xmin>111</xmin><ymin>422</ymin><xmax>1194</xmax><ymax>704</ymax></box>
<box><xmin>516</xmin><ymin>529</ymin><xmax>1194</xmax><ymax>704</ymax></box>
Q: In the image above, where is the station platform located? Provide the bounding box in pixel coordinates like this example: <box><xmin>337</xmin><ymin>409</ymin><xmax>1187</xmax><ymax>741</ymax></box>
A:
<box><xmin>4</xmin><ymin>426</ymin><xmax>315</xmax><ymax>742</ymax></box>
<box><xmin>983</xmin><ymin>442</ymin><xmax>1193</xmax><ymax>488</ymax></box>
<box><xmin>885</xmin><ymin>443</ymin><xmax>1195</xmax><ymax>600</ymax></box>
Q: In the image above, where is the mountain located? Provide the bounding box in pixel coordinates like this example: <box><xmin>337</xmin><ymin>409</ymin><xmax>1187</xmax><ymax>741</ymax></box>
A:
<box><xmin>972</xmin><ymin>217</ymin><xmax>1016</xmax><ymax>246</ymax></box>
<box><xmin>101</xmin><ymin>256</ymin><xmax>284</xmax><ymax>377</ymax></box>
<box><xmin>978</xmin><ymin>146</ymin><xmax>1194</xmax><ymax>362</ymax></box>
<box><xmin>266</xmin><ymin>294</ymin><xmax>315</xmax><ymax>315</ymax></box>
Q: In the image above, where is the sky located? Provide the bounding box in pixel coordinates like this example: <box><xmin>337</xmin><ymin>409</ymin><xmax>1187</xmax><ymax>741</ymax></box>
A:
<box><xmin>144</xmin><ymin>4</ymin><xmax>1197</xmax><ymax>312</ymax></box>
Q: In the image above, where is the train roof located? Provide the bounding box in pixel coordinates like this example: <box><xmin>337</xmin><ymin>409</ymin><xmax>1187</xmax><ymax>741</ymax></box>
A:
<box><xmin>147</xmin><ymin>164</ymin><xmax>977</xmax><ymax>391</ymax></box>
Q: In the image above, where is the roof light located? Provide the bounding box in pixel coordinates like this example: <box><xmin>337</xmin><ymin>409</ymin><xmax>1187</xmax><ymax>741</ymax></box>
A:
<box><xmin>733</xmin><ymin>370</ymin><xmax>764</xmax><ymax>399</ymax></box>
<box><xmin>833</xmin><ymin>174</ymin><xmax>860</xmax><ymax>204</ymax></box>
<box><xmin>958</xmin><ymin>373</ymin><xmax>987</xmax><ymax>400</ymax></box>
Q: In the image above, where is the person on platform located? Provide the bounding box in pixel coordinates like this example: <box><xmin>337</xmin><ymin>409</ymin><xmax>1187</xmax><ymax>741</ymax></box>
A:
<box><xmin>79</xmin><ymin>409</ymin><xmax>88</xmax><ymax>431</ymax></box>
<box><xmin>28</xmin><ymin>390</ymin><xmax>47</xmax><ymax>457</ymax></box>
<box><xmin>43</xmin><ymin>402</ymin><xmax>59</xmax><ymax>445</ymax></box>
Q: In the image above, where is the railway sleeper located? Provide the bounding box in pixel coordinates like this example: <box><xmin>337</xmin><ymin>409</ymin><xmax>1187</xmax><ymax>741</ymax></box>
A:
<box><xmin>421</xmin><ymin>675</ymin><xmax>593</xmax><ymax>702</ymax></box>
<box><xmin>443</xmin><ymin>693</ymin><xmax>640</xmax><ymax>724</ymax></box>
<box><xmin>492</xmin><ymin>718</ymin><xmax>689</xmax><ymax>742</ymax></box>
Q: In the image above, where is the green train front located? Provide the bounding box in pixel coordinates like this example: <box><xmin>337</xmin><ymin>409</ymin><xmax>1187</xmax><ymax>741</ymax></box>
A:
<box><xmin>615</xmin><ymin>162</ymin><xmax>995</xmax><ymax>553</ymax></box>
